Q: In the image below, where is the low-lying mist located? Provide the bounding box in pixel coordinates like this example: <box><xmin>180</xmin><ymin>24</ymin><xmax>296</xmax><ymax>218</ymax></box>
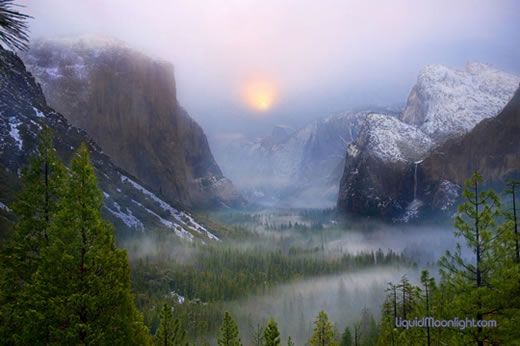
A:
<box><xmin>226</xmin><ymin>266</ymin><xmax>419</xmax><ymax>345</ymax></box>
<box><xmin>211</xmin><ymin>209</ymin><xmax>460</xmax><ymax>265</ymax></box>
<box><xmin>122</xmin><ymin>208</ymin><xmax>468</xmax><ymax>343</ymax></box>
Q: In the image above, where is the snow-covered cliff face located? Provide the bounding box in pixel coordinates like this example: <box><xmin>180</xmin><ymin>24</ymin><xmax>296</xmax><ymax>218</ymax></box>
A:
<box><xmin>22</xmin><ymin>37</ymin><xmax>244</xmax><ymax>210</ymax></box>
<box><xmin>337</xmin><ymin>114</ymin><xmax>430</xmax><ymax>219</ymax></box>
<box><xmin>400</xmin><ymin>63</ymin><xmax>520</xmax><ymax>143</ymax></box>
<box><xmin>338</xmin><ymin>63</ymin><xmax>520</xmax><ymax>221</ymax></box>
<box><xmin>0</xmin><ymin>47</ymin><xmax>219</xmax><ymax>242</ymax></box>
<box><xmin>358</xmin><ymin>113</ymin><xmax>433</xmax><ymax>163</ymax></box>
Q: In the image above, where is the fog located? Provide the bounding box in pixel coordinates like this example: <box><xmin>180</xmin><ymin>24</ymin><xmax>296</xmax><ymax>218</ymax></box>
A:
<box><xmin>219</xmin><ymin>221</ymin><xmax>462</xmax><ymax>344</ymax></box>
<box><xmin>213</xmin><ymin>209</ymin><xmax>461</xmax><ymax>264</ymax></box>
<box><xmin>21</xmin><ymin>0</ymin><xmax>520</xmax><ymax>137</ymax></box>
<box><xmin>122</xmin><ymin>208</ymin><xmax>473</xmax><ymax>343</ymax></box>
<box><xmin>227</xmin><ymin>267</ymin><xmax>419</xmax><ymax>345</ymax></box>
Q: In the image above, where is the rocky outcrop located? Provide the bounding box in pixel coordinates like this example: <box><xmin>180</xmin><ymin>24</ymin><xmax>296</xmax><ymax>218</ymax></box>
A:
<box><xmin>0</xmin><ymin>46</ymin><xmax>220</xmax><ymax>241</ymax></box>
<box><xmin>22</xmin><ymin>37</ymin><xmax>243</xmax><ymax>209</ymax></box>
<box><xmin>337</xmin><ymin>114</ymin><xmax>432</xmax><ymax>219</ymax></box>
<box><xmin>337</xmin><ymin>63</ymin><xmax>520</xmax><ymax>221</ymax></box>
<box><xmin>418</xmin><ymin>86</ymin><xmax>520</xmax><ymax>215</ymax></box>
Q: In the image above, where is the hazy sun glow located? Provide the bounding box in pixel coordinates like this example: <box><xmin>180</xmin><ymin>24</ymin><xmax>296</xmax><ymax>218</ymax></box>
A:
<box><xmin>242</xmin><ymin>78</ymin><xmax>277</xmax><ymax>112</ymax></box>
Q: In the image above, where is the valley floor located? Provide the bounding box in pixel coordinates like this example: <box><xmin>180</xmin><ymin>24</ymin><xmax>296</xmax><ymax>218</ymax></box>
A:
<box><xmin>127</xmin><ymin>208</ymin><xmax>456</xmax><ymax>344</ymax></box>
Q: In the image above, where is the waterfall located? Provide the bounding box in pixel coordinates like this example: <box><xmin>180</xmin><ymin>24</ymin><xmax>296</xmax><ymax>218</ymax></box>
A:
<box><xmin>401</xmin><ymin>160</ymin><xmax>423</xmax><ymax>222</ymax></box>
<box><xmin>413</xmin><ymin>162</ymin><xmax>418</xmax><ymax>201</ymax></box>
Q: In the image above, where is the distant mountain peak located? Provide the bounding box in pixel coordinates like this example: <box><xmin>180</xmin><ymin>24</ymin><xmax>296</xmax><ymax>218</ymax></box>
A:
<box><xmin>401</xmin><ymin>62</ymin><xmax>520</xmax><ymax>142</ymax></box>
<box><xmin>338</xmin><ymin>63</ymin><xmax>520</xmax><ymax>221</ymax></box>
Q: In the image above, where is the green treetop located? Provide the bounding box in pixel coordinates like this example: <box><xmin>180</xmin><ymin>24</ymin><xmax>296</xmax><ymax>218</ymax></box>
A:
<box><xmin>263</xmin><ymin>318</ymin><xmax>281</xmax><ymax>346</ymax></box>
<box><xmin>309</xmin><ymin>310</ymin><xmax>337</xmax><ymax>346</ymax></box>
<box><xmin>218</xmin><ymin>311</ymin><xmax>241</xmax><ymax>346</ymax></box>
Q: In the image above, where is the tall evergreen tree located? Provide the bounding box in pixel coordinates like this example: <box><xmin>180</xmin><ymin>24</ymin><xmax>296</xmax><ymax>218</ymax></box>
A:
<box><xmin>439</xmin><ymin>172</ymin><xmax>501</xmax><ymax>345</ymax></box>
<box><xmin>155</xmin><ymin>304</ymin><xmax>187</xmax><ymax>345</ymax></box>
<box><xmin>353</xmin><ymin>323</ymin><xmax>360</xmax><ymax>346</ymax></box>
<box><xmin>217</xmin><ymin>311</ymin><xmax>241</xmax><ymax>346</ymax></box>
<box><xmin>504</xmin><ymin>180</ymin><xmax>520</xmax><ymax>263</ymax></box>
<box><xmin>263</xmin><ymin>319</ymin><xmax>280</xmax><ymax>346</ymax></box>
<box><xmin>358</xmin><ymin>307</ymin><xmax>378</xmax><ymax>346</ymax></box>
<box><xmin>0</xmin><ymin>128</ymin><xmax>66</xmax><ymax>342</ymax></box>
<box><xmin>490</xmin><ymin>180</ymin><xmax>520</xmax><ymax>343</ymax></box>
<box><xmin>309</xmin><ymin>311</ymin><xmax>337</xmax><ymax>346</ymax></box>
<box><xmin>420</xmin><ymin>270</ymin><xmax>436</xmax><ymax>346</ymax></box>
<box><xmin>26</xmin><ymin>143</ymin><xmax>149</xmax><ymax>344</ymax></box>
<box><xmin>287</xmin><ymin>336</ymin><xmax>295</xmax><ymax>346</ymax></box>
<box><xmin>397</xmin><ymin>276</ymin><xmax>415</xmax><ymax>320</ymax></box>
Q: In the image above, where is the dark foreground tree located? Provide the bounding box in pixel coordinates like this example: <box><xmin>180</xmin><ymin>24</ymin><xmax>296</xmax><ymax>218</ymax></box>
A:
<box><xmin>23</xmin><ymin>144</ymin><xmax>148</xmax><ymax>344</ymax></box>
<box><xmin>0</xmin><ymin>0</ymin><xmax>31</xmax><ymax>50</ymax></box>
<box><xmin>504</xmin><ymin>180</ymin><xmax>520</xmax><ymax>263</ymax></box>
<box><xmin>439</xmin><ymin>172</ymin><xmax>500</xmax><ymax>346</ymax></box>
<box><xmin>0</xmin><ymin>128</ymin><xmax>66</xmax><ymax>342</ymax></box>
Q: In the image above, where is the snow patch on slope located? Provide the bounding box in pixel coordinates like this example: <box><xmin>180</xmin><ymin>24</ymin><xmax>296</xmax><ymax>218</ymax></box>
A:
<box><xmin>169</xmin><ymin>291</ymin><xmax>185</xmax><ymax>304</ymax></box>
<box><xmin>106</xmin><ymin>201</ymin><xmax>144</xmax><ymax>231</ymax></box>
<box><xmin>120</xmin><ymin>175</ymin><xmax>219</xmax><ymax>241</ymax></box>
<box><xmin>130</xmin><ymin>199</ymin><xmax>194</xmax><ymax>241</ymax></box>
<box><xmin>363</xmin><ymin>113</ymin><xmax>433</xmax><ymax>163</ymax></box>
<box><xmin>32</xmin><ymin>107</ymin><xmax>45</xmax><ymax>118</ymax></box>
<box><xmin>0</xmin><ymin>201</ymin><xmax>11</xmax><ymax>212</ymax></box>
<box><xmin>401</xmin><ymin>63</ymin><xmax>520</xmax><ymax>142</ymax></box>
<box><xmin>8</xmin><ymin>118</ymin><xmax>23</xmax><ymax>150</ymax></box>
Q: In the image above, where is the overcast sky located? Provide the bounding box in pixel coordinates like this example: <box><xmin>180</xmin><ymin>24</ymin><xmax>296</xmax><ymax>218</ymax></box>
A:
<box><xmin>21</xmin><ymin>0</ymin><xmax>520</xmax><ymax>137</ymax></box>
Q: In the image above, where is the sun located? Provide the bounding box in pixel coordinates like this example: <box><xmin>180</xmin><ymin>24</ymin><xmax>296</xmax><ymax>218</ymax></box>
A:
<box><xmin>242</xmin><ymin>78</ymin><xmax>277</xmax><ymax>112</ymax></box>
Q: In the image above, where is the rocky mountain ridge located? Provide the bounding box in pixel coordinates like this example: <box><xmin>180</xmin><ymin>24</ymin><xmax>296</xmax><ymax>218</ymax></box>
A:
<box><xmin>418</xmin><ymin>86</ymin><xmax>520</xmax><ymax>216</ymax></box>
<box><xmin>22</xmin><ymin>37</ymin><xmax>244</xmax><ymax>210</ymax></box>
<box><xmin>0</xmin><ymin>46</ymin><xmax>219</xmax><ymax>242</ymax></box>
<box><xmin>337</xmin><ymin>63</ymin><xmax>520</xmax><ymax>221</ymax></box>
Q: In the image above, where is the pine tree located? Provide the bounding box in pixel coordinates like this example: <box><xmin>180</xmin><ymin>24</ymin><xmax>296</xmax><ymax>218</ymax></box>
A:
<box><xmin>309</xmin><ymin>311</ymin><xmax>337</xmax><ymax>346</ymax></box>
<box><xmin>340</xmin><ymin>326</ymin><xmax>352</xmax><ymax>346</ymax></box>
<box><xmin>490</xmin><ymin>180</ymin><xmax>520</xmax><ymax>343</ymax></box>
<box><xmin>218</xmin><ymin>311</ymin><xmax>241</xmax><ymax>346</ymax></box>
<box><xmin>0</xmin><ymin>128</ymin><xmax>66</xmax><ymax>342</ymax></box>
<box><xmin>358</xmin><ymin>307</ymin><xmax>378</xmax><ymax>346</ymax></box>
<box><xmin>353</xmin><ymin>323</ymin><xmax>360</xmax><ymax>346</ymax></box>
<box><xmin>26</xmin><ymin>143</ymin><xmax>149</xmax><ymax>344</ymax></box>
<box><xmin>377</xmin><ymin>283</ymin><xmax>398</xmax><ymax>346</ymax></box>
<box><xmin>263</xmin><ymin>319</ymin><xmax>280</xmax><ymax>346</ymax></box>
<box><xmin>420</xmin><ymin>270</ymin><xmax>436</xmax><ymax>346</ymax></box>
<box><xmin>155</xmin><ymin>304</ymin><xmax>187</xmax><ymax>345</ymax></box>
<box><xmin>504</xmin><ymin>180</ymin><xmax>520</xmax><ymax>263</ymax></box>
<box><xmin>287</xmin><ymin>336</ymin><xmax>295</xmax><ymax>346</ymax></box>
<box><xmin>397</xmin><ymin>276</ymin><xmax>416</xmax><ymax>320</ymax></box>
<box><xmin>439</xmin><ymin>172</ymin><xmax>501</xmax><ymax>345</ymax></box>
